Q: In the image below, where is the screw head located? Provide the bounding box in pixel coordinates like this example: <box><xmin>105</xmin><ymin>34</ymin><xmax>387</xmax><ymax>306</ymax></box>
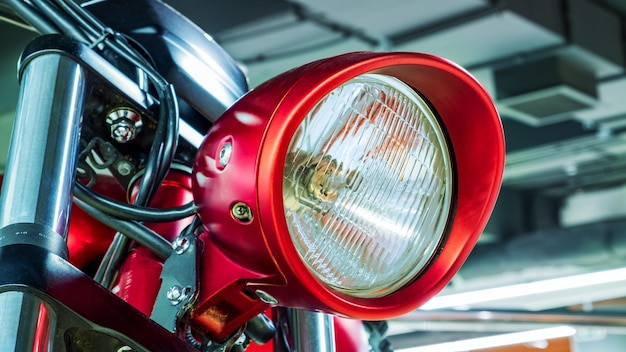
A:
<box><xmin>166</xmin><ymin>285</ymin><xmax>189</xmax><ymax>305</ymax></box>
<box><xmin>218</xmin><ymin>143</ymin><xmax>232</xmax><ymax>168</ymax></box>
<box><xmin>231</xmin><ymin>202</ymin><xmax>252</xmax><ymax>222</ymax></box>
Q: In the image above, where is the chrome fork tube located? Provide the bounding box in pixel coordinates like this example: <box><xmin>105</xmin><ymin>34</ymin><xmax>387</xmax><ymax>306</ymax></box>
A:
<box><xmin>0</xmin><ymin>52</ymin><xmax>85</xmax><ymax>258</ymax></box>
<box><xmin>0</xmin><ymin>50</ymin><xmax>84</xmax><ymax>352</ymax></box>
<box><xmin>275</xmin><ymin>308</ymin><xmax>336</xmax><ymax>352</ymax></box>
<box><xmin>0</xmin><ymin>291</ymin><xmax>54</xmax><ymax>352</ymax></box>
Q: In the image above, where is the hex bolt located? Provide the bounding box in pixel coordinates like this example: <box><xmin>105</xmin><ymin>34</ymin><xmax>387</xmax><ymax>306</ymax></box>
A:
<box><xmin>166</xmin><ymin>284</ymin><xmax>189</xmax><ymax>306</ymax></box>
<box><xmin>172</xmin><ymin>235</ymin><xmax>190</xmax><ymax>255</ymax></box>
<box><xmin>105</xmin><ymin>108</ymin><xmax>143</xmax><ymax>143</ymax></box>
<box><xmin>111</xmin><ymin>123</ymin><xmax>134</xmax><ymax>142</ymax></box>
<box><xmin>231</xmin><ymin>202</ymin><xmax>252</xmax><ymax>222</ymax></box>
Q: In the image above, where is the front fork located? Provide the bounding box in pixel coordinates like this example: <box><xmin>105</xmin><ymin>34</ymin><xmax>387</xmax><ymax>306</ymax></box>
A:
<box><xmin>0</xmin><ymin>50</ymin><xmax>83</xmax><ymax>258</ymax></box>
<box><xmin>0</xmin><ymin>41</ymin><xmax>194</xmax><ymax>351</ymax></box>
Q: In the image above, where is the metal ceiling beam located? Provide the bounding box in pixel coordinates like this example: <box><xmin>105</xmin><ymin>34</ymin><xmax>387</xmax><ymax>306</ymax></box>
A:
<box><xmin>389</xmin><ymin>2</ymin><xmax>502</xmax><ymax>45</ymax></box>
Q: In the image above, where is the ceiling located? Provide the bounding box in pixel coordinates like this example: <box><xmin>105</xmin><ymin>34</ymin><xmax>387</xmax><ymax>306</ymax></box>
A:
<box><xmin>2</xmin><ymin>0</ymin><xmax>626</xmax><ymax>350</ymax></box>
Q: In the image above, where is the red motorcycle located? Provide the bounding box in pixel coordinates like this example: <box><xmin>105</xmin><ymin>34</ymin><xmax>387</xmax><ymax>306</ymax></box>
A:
<box><xmin>0</xmin><ymin>0</ymin><xmax>504</xmax><ymax>350</ymax></box>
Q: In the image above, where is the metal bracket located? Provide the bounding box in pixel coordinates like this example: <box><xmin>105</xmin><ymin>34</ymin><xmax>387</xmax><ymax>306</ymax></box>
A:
<box><xmin>151</xmin><ymin>230</ymin><xmax>199</xmax><ymax>332</ymax></box>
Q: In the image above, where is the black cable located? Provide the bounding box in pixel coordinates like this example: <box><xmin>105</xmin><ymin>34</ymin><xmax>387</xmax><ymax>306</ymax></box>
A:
<box><xmin>74</xmin><ymin>182</ymin><xmax>197</xmax><ymax>222</ymax></box>
<box><xmin>3</xmin><ymin>0</ymin><xmax>60</xmax><ymax>34</ymax></box>
<box><xmin>74</xmin><ymin>198</ymin><xmax>173</xmax><ymax>260</ymax></box>
<box><xmin>30</xmin><ymin>0</ymin><xmax>89</xmax><ymax>41</ymax></box>
<box><xmin>62</xmin><ymin>0</ymin><xmax>179</xmax><ymax>282</ymax></box>
<box><xmin>55</xmin><ymin>0</ymin><xmax>180</xmax><ymax>272</ymax></box>
<box><xmin>93</xmin><ymin>233</ymin><xmax>128</xmax><ymax>286</ymax></box>
<box><xmin>133</xmin><ymin>83</ymin><xmax>178</xmax><ymax>203</ymax></box>
<box><xmin>54</xmin><ymin>0</ymin><xmax>101</xmax><ymax>41</ymax></box>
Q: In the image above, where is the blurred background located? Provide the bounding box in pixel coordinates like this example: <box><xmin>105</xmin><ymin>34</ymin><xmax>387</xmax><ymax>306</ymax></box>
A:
<box><xmin>2</xmin><ymin>0</ymin><xmax>626</xmax><ymax>350</ymax></box>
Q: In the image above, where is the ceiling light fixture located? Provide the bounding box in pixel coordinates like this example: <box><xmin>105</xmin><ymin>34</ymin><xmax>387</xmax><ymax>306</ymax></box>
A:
<box><xmin>396</xmin><ymin>326</ymin><xmax>576</xmax><ymax>352</ymax></box>
<box><xmin>421</xmin><ymin>267</ymin><xmax>626</xmax><ymax>311</ymax></box>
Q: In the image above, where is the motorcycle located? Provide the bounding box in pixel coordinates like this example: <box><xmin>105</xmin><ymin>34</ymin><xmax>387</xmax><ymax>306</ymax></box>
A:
<box><xmin>0</xmin><ymin>0</ymin><xmax>505</xmax><ymax>351</ymax></box>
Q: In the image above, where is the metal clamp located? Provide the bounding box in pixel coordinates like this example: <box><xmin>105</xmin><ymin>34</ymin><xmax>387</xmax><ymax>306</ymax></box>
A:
<box><xmin>151</xmin><ymin>230</ymin><xmax>198</xmax><ymax>332</ymax></box>
<box><xmin>0</xmin><ymin>223</ymin><xmax>69</xmax><ymax>259</ymax></box>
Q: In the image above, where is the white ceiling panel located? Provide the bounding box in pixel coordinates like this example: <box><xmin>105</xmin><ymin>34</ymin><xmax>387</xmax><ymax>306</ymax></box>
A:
<box><xmin>291</xmin><ymin>0</ymin><xmax>489</xmax><ymax>38</ymax></box>
<box><xmin>243</xmin><ymin>37</ymin><xmax>372</xmax><ymax>87</ymax></box>
<box><xmin>575</xmin><ymin>76</ymin><xmax>626</xmax><ymax>124</ymax></box>
<box><xmin>218</xmin><ymin>15</ymin><xmax>343</xmax><ymax>60</ymax></box>
<box><xmin>395</xmin><ymin>10</ymin><xmax>564</xmax><ymax>67</ymax></box>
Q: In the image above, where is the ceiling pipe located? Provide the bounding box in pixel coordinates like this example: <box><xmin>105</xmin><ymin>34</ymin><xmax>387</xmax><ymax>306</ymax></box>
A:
<box><xmin>394</xmin><ymin>309</ymin><xmax>626</xmax><ymax>334</ymax></box>
<box><xmin>387</xmin><ymin>309</ymin><xmax>626</xmax><ymax>349</ymax></box>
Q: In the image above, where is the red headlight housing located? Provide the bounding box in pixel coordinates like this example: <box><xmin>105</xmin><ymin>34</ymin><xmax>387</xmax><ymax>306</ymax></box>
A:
<box><xmin>190</xmin><ymin>51</ymin><xmax>504</xmax><ymax>339</ymax></box>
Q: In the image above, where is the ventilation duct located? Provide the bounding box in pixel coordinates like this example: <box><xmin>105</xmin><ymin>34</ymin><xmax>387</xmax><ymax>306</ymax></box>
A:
<box><xmin>495</xmin><ymin>55</ymin><xmax>597</xmax><ymax>126</ymax></box>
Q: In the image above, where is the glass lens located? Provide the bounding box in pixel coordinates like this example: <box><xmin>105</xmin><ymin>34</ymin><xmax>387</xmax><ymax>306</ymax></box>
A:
<box><xmin>282</xmin><ymin>73</ymin><xmax>453</xmax><ymax>298</ymax></box>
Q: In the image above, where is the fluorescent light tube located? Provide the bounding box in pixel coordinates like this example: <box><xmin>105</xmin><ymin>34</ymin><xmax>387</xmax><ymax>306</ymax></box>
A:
<box><xmin>396</xmin><ymin>326</ymin><xmax>576</xmax><ymax>352</ymax></box>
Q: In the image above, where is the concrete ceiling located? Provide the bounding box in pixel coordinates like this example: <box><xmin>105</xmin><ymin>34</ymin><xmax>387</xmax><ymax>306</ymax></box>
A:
<box><xmin>2</xmin><ymin>0</ymin><xmax>626</xmax><ymax>349</ymax></box>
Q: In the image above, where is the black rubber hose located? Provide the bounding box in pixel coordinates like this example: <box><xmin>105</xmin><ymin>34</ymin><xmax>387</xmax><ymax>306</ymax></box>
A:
<box><xmin>74</xmin><ymin>198</ymin><xmax>173</xmax><ymax>260</ymax></box>
<box><xmin>74</xmin><ymin>182</ymin><xmax>196</xmax><ymax>222</ymax></box>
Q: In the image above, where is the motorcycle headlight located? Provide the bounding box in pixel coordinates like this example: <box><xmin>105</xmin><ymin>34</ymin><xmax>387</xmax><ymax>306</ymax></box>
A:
<box><xmin>191</xmin><ymin>52</ymin><xmax>504</xmax><ymax>339</ymax></box>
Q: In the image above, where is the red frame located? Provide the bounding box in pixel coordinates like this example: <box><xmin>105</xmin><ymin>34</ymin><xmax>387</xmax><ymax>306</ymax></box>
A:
<box><xmin>191</xmin><ymin>51</ymin><xmax>504</xmax><ymax>335</ymax></box>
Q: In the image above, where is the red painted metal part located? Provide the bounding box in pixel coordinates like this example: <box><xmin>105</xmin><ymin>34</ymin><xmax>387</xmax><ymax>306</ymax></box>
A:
<box><xmin>189</xmin><ymin>233</ymin><xmax>270</xmax><ymax>339</ymax></box>
<box><xmin>115</xmin><ymin>247</ymin><xmax>164</xmax><ymax>316</ymax></box>
<box><xmin>67</xmin><ymin>176</ymin><xmax>124</xmax><ymax>269</ymax></box>
<box><xmin>191</xmin><ymin>51</ymin><xmax>504</xmax><ymax>330</ymax></box>
<box><xmin>33</xmin><ymin>300</ymin><xmax>52</xmax><ymax>351</ymax></box>
<box><xmin>67</xmin><ymin>203</ymin><xmax>117</xmax><ymax>269</ymax></box>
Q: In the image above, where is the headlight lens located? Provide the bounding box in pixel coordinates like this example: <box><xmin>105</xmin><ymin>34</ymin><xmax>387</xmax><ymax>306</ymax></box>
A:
<box><xmin>283</xmin><ymin>73</ymin><xmax>453</xmax><ymax>298</ymax></box>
